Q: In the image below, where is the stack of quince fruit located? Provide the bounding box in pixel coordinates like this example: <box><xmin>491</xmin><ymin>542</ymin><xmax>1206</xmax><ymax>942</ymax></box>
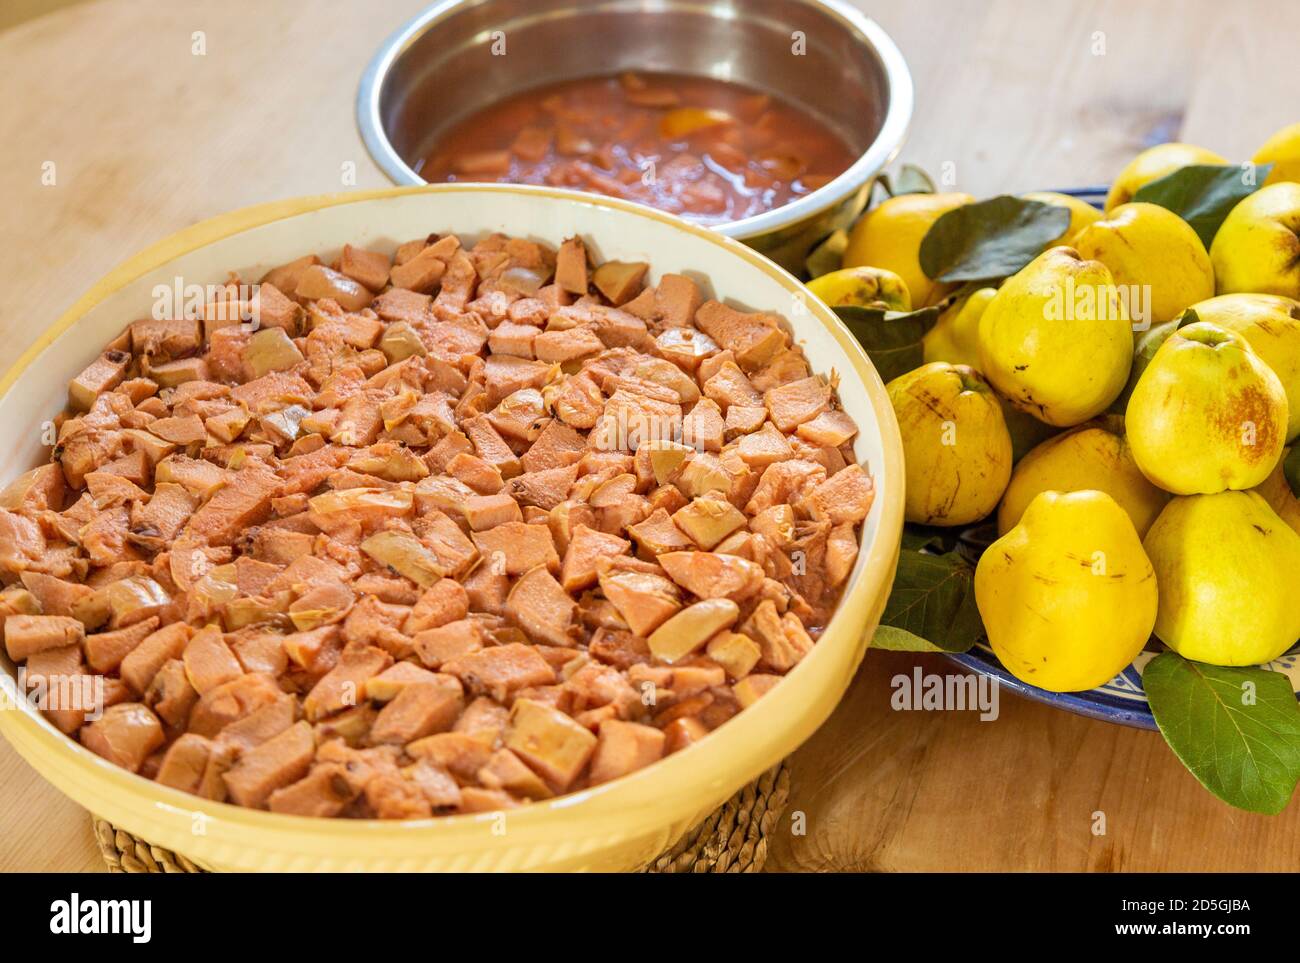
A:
<box><xmin>811</xmin><ymin>125</ymin><xmax>1300</xmax><ymax>694</ymax></box>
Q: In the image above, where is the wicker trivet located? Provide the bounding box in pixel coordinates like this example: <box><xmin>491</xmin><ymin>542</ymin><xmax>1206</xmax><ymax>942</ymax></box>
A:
<box><xmin>93</xmin><ymin>760</ymin><xmax>790</xmax><ymax>873</ymax></box>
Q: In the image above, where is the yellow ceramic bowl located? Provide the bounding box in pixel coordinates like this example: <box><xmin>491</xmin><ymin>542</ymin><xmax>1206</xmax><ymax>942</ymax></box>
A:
<box><xmin>0</xmin><ymin>185</ymin><xmax>903</xmax><ymax>871</ymax></box>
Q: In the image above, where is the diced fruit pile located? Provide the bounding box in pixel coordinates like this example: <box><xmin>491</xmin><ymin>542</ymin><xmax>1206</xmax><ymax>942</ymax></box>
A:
<box><xmin>809</xmin><ymin>122</ymin><xmax>1300</xmax><ymax>814</ymax></box>
<box><xmin>2</xmin><ymin>228</ymin><xmax>874</xmax><ymax>818</ymax></box>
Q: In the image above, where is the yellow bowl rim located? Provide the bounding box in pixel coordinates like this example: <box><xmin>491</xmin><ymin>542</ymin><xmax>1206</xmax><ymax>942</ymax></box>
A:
<box><xmin>0</xmin><ymin>183</ymin><xmax>904</xmax><ymax>862</ymax></box>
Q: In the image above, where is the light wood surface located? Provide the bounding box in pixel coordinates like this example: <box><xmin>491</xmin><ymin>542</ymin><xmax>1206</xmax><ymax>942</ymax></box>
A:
<box><xmin>2</xmin><ymin>0</ymin><xmax>1297</xmax><ymax>873</ymax></box>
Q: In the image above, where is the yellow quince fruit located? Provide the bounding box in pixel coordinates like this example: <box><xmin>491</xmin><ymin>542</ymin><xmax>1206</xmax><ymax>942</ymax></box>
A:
<box><xmin>1253</xmin><ymin>121</ymin><xmax>1300</xmax><ymax>186</ymax></box>
<box><xmin>1072</xmin><ymin>202</ymin><xmax>1214</xmax><ymax>326</ymax></box>
<box><xmin>921</xmin><ymin>286</ymin><xmax>996</xmax><ymax>368</ymax></box>
<box><xmin>805</xmin><ymin>266</ymin><xmax>911</xmax><ymax>312</ymax></box>
<box><xmin>842</xmin><ymin>192</ymin><xmax>974</xmax><ymax>308</ymax></box>
<box><xmin>977</xmin><ymin>247</ymin><xmax>1132</xmax><ymax>427</ymax></box>
<box><xmin>976</xmin><ymin>490</ymin><xmax>1157</xmax><ymax>692</ymax></box>
<box><xmin>1126</xmin><ymin>321</ymin><xmax>1287</xmax><ymax>494</ymax></box>
<box><xmin>1143</xmin><ymin>490</ymin><xmax>1300</xmax><ymax>665</ymax></box>
<box><xmin>1187</xmin><ymin>293</ymin><xmax>1300</xmax><ymax>440</ymax></box>
<box><xmin>998</xmin><ymin>416</ymin><xmax>1169</xmax><ymax>537</ymax></box>
<box><xmin>1105</xmin><ymin>142</ymin><xmax>1227</xmax><ymax>211</ymax></box>
<box><xmin>1210</xmin><ymin>182</ymin><xmax>1300</xmax><ymax>299</ymax></box>
<box><xmin>886</xmin><ymin>362</ymin><xmax>1012</xmax><ymax>526</ymax></box>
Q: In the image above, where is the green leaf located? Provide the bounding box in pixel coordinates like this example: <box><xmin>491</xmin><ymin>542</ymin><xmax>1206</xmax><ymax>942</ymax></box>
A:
<box><xmin>805</xmin><ymin>229</ymin><xmax>849</xmax><ymax>280</ymax></box>
<box><xmin>1132</xmin><ymin>163</ymin><xmax>1273</xmax><ymax>250</ymax></box>
<box><xmin>901</xmin><ymin>528</ymin><xmax>954</xmax><ymax>553</ymax></box>
<box><xmin>877</xmin><ymin>547</ymin><xmax>984</xmax><ymax>653</ymax></box>
<box><xmin>918</xmin><ymin>195</ymin><xmax>1071</xmax><ymax>283</ymax></box>
<box><xmin>1284</xmin><ymin>446</ymin><xmax>1300</xmax><ymax>499</ymax></box>
<box><xmin>834</xmin><ymin>304</ymin><xmax>942</xmax><ymax>383</ymax></box>
<box><xmin>892</xmin><ymin>164</ymin><xmax>936</xmax><ymax>196</ymax></box>
<box><xmin>871</xmin><ymin>624</ymin><xmax>948</xmax><ymax>652</ymax></box>
<box><xmin>1110</xmin><ymin>316</ymin><xmax>1180</xmax><ymax>412</ymax></box>
<box><xmin>1144</xmin><ymin>652</ymin><xmax>1300</xmax><ymax>814</ymax></box>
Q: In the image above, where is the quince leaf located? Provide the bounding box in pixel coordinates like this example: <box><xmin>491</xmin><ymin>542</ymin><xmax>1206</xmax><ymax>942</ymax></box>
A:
<box><xmin>1284</xmin><ymin>446</ymin><xmax>1300</xmax><ymax>499</ymax></box>
<box><xmin>805</xmin><ymin>228</ymin><xmax>849</xmax><ymax>280</ymax></box>
<box><xmin>1132</xmin><ymin>163</ymin><xmax>1273</xmax><ymax>249</ymax></box>
<box><xmin>834</xmin><ymin>304</ymin><xmax>942</xmax><ymax>383</ymax></box>
<box><xmin>871</xmin><ymin>625</ymin><xmax>948</xmax><ymax>652</ymax></box>
<box><xmin>918</xmin><ymin>195</ymin><xmax>1071</xmax><ymax>283</ymax></box>
<box><xmin>876</xmin><ymin>544</ymin><xmax>984</xmax><ymax>653</ymax></box>
<box><xmin>1144</xmin><ymin>651</ymin><xmax>1300</xmax><ymax>814</ymax></box>
<box><xmin>1110</xmin><ymin>316</ymin><xmax>1182</xmax><ymax>412</ymax></box>
<box><xmin>892</xmin><ymin>164</ymin><xmax>937</xmax><ymax>197</ymax></box>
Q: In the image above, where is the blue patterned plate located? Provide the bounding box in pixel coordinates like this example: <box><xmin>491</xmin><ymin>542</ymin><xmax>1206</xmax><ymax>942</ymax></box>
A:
<box><xmin>948</xmin><ymin>646</ymin><xmax>1300</xmax><ymax>730</ymax></box>
<box><xmin>942</xmin><ymin>186</ymin><xmax>1300</xmax><ymax>729</ymax></box>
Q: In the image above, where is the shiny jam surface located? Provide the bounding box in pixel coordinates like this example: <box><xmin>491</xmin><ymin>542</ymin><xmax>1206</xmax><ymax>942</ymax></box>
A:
<box><xmin>418</xmin><ymin>71</ymin><xmax>857</xmax><ymax>224</ymax></box>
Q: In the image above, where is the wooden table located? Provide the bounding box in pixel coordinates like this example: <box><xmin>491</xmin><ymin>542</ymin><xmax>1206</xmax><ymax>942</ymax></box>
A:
<box><xmin>2</xmin><ymin>0</ymin><xmax>1297</xmax><ymax>873</ymax></box>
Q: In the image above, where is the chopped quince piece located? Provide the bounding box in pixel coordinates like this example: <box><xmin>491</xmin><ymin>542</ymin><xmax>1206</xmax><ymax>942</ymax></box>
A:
<box><xmin>555</xmin><ymin>237</ymin><xmax>589</xmax><ymax>296</ymax></box>
<box><xmin>504</xmin><ymin>698</ymin><xmax>597</xmax><ymax>792</ymax></box>
<box><xmin>647</xmin><ymin>598</ymin><xmax>740</xmax><ymax>664</ymax></box>
<box><xmin>588</xmin><ymin>719</ymin><xmax>665</xmax><ymax>785</ymax></box>
<box><xmin>379</xmin><ymin>321</ymin><xmax>428</xmax><ymax>363</ymax></box>
<box><xmin>3</xmin><ymin>614</ymin><xmax>85</xmax><ymax>661</ymax></box>
<box><xmin>593</xmin><ymin>261</ymin><xmax>649</xmax><ymax>306</ymax></box>
<box><xmin>804</xmin><ymin>464</ymin><xmax>875</xmax><ymax>525</ymax></box>
<box><xmin>463</xmin><ymin>491</ymin><xmax>523</xmax><ymax>532</ymax></box>
<box><xmin>303</xmin><ymin>644</ymin><xmax>392</xmax><ymax>721</ymax></box>
<box><xmin>663</xmin><ymin>716</ymin><xmax>709</xmax><ymax>754</ymax></box>
<box><xmin>288</xmin><ymin>580</ymin><xmax>354</xmax><ymax>631</ymax></box>
<box><xmin>561</xmin><ymin>524</ymin><xmax>631</xmax><ymax>592</ymax></box>
<box><xmin>672</xmin><ymin>495</ymin><xmax>746</xmax><ymax>549</ymax></box>
<box><xmin>644</xmin><ymin>440</ymin><xmax>693</xmax><ymax>485</ymax></box>
<box><xmin>674</xmin><ymin>452</ymin><xmax>734</xmax><ymax>498</ymax></box>
<box><xmin>361</xmin><ymin>530</ymin><xmax>447</xmax><ymax>587</ymax></box>
<box><xmin>656</xmin><ymin>326</ymin><xmax>717</xmax><ymax>372</ymax></box>
<box><xmin>589</xmin><ymin>472</ymin><xmax>638</xmax><ymax>508</ymax></box>
<box><xmin>737</xmin><ymin>422</ymin><xmax>794</xmax><ymax>468</ymax></box>
<box><xmin>796</xmin><ymin>408</ymin><xmax>859</xmax><ymax>447</ymax></box>
<box><xmin>764</xmin><ymin>375</ymin><xmax>831</xmax><ymax>432</ymax></box>
<box><xmin>742</xmin><ymin>599</ymin><xmax>814</xmax><ymax>672</ymax></box>
<box><xmin>659</xmin><ymin>107</ymin><xmax>734</xmax><ymax>139</ymax></box>
<box><xmin>478</xmin><ymin>747</ymin><xmax>554</xmax><ymax>800</ymax></box>
<box><xmin>632</xmin><ymin>357</ymin><xmax>700</xmax><ymax>406</ymax></box>
<box><xmin>733</xmin><ymin>673</ymin><xmax>782</xmax><ymax>709</ymax></box>
<box><xmin>825</xmin><ymin>522</ymin><xmax>860</xmax><ymax>587</ymax></box>
<box><xmin>155</xmin><ymin>455</ymin><xmax>228</xmax><ymax>500</ymax></box>
<box><xmin>505</xmin><ymin>565</ymin><xmax>576</xmax><ymax>647</ymax></box>
<box><xmin>370</xmin><ymin>675</ymin><xmax>465</xmax><ymax>745</ymax></box>
<box><xmin>347</xmin><ymin>443</ymin><xmax>429</xmax><ymax>482</ymax></box>
<box><xmin>657</xmin><ymin>551</ymin><xmax>764</xmax><ymax>601</ymax></box>
<box><xmin>106</xmin><ymin>575</ymin><xmax>171</xmax><ymax>627</ymax></box>
<box><xmin>440</xmin><ymin>643</ymin><xmax>556</xmax><ymax>702</ymax></box>
<box><xmin>597</xmin><ymin>560</ymin><xmax>681</xmax><ymax>637</ymax></box>
<box><xmin>243</xmin><ymin>326</ymin><xmax>304</xmax><ymax>378</ymax></box>
<box><xmin>69</xmin><ymin>350</ymin><xmax>130</xmax><ymax>411</ymax></box>
<box><xmin>412</xmin><ymin>618</ymin><xmax>487</xmax><ymax>669</ymax></box>
<box><xmin>0</xmin><ymin>464</ymin><xmax>66</xmax><ymax>512</ymax></box>
<box><xmin>694</xmin><ymin>301</ymin><xmax>787</xmax><ymax>371</ymax></box>
<box><xmin>472</xmin><ymin>521</ymin><xmax>560</xmax><ymax>576</ymax></box>
<box><xmin>182</xmin><ymin>625</ymin><xmax>244</xmax><ymax>695</ymax></box>
<box><xmin>487</xmin><ymin>388</ymin><xmax>548</xmax><ymax>443</ymax></box>
<box><xmin>80</xmin><ymin>702</ymin><xmax>164</xmax><ymax>773</ymax></box>
<box><xmin>187</xmin><ymin>564</ymin><xmax>238</xmax><ymax>623</ymax></box>
<box><xmin>222</xmin><ymin>720</ymin><xmax>316</xmax><ymax>808</ymax></box>
<box><xmin>307</xmin><ymin>487</ymin><xmax>413</xmax><ymax>527</ymax></box>
<box><xmin>705</xmin><ymin>630</ymin><xmax>762</xmax><ymax>679</ymax></box>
